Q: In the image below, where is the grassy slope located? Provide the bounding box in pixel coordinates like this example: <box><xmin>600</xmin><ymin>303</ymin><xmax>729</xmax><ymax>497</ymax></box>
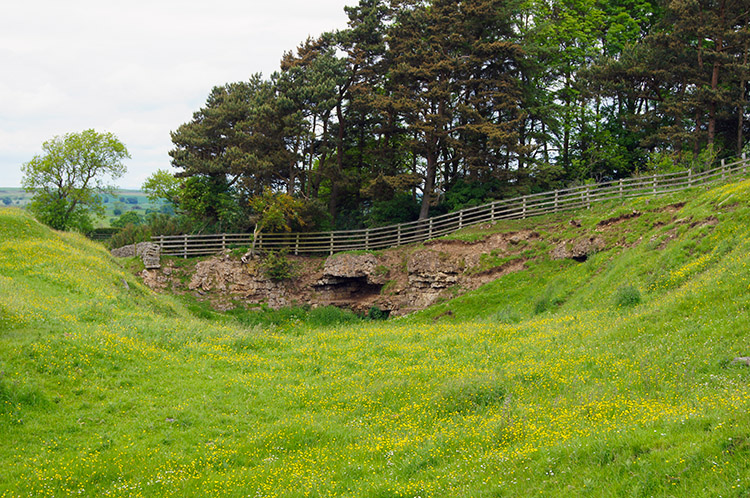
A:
<box><xmin>1</xmin><ymin>180</ymin><xmax>750</xmax><ymax>497</ymax></box>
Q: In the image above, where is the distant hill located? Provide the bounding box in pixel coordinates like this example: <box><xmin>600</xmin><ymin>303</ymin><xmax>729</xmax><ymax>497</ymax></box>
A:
<box><xmin>0</xmin><ymin>187</ymin><xmax>171</xmax><ymax>226</ymax></box>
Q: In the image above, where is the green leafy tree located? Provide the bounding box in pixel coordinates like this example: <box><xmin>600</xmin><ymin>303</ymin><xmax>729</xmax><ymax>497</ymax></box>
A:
<box><xmin>142</xmin><ymin>169</ymin><xmax>181</xmax><ymax>206</ymax></box>
<box><xmin>248</xmin><ymin>189</ymin><xmax>306</xmax><ymax>252</ymax></box>
<box><xmin>110</xmin><ymin>211</ymin><xmax>144</xmax><ymax>228</ymax></box>
<box><xmin>21</xmin><ymin>129</ymin><xmax>129</xmax><ymax>231</ymax></box>
<box><xmin>170</xmin><ymin>76</ymin><xmax>298</xmax><ymax>196</ymax></box>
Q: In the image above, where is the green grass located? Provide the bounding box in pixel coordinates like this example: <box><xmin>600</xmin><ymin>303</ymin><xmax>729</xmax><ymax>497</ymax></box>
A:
<box><xmin>2</xmin><ymin>179</ymin><xmax>750</xmax><ymax>496</ymax></box>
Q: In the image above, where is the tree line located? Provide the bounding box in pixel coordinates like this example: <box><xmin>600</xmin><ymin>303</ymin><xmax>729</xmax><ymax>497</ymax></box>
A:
<box><xmin>154</xmin><ymin>0</ymin><xmax>749</xmax><ymax>233</ymax></box>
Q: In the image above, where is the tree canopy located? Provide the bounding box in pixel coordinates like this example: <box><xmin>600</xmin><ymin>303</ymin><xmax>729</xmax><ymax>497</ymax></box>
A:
<box><xmin>163</xmin><ymin>0</ymin><xmax>750</xmax><ymax>233</ymax></box>
<box><xmin>22</xmin><ymin>129</ymin><xmax>129</xmax><ymax>232</ymax></box>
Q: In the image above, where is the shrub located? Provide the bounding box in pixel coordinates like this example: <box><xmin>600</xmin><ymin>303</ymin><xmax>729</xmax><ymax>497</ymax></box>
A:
<box><xmin>108</xmin><ymin>223</ymin><xmax>151</xmax><ymax>248</ymax></box>
<box><xmin>259</xmin><ymin>250</ymin><xmax>297</xmax><ymax>281</ymax></box>
<box><xmin>614</xmin><ymin>284</ymin><xmax>641</xmax><ymax>308</ymax></box>
<box><xmin>368</xmin><ymin>306</ymin><xmax>389</xmax><ymax>320</ymax></box>
<box><xmin>111</xmin><ymin>211</ymin><xmax>144</xmax><ymax>228</ymax></box>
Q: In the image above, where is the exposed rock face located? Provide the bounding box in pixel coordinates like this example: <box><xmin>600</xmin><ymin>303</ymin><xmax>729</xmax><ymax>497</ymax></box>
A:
<box><xmin>188</xmin><ymin>252</ymin><xmax>292</xmax><ymax>309</ymax></box>
<box><xmin>314</xmin><ymin>253</ymin><xmax>387</xmax><ymax>305</ymax></box>
<box><xmin>318</xmin><ymin>253</ymin><xmax>386</xmax><ymax>285</ymax></box>
<box><xmin>550</xmin><ymin>237</ymin><xmax>605</xmax><ymax>262</ymax></box>
<box><xmin>111</xmin><ymin>242</ymin><xmax>161</xmax><ymax>269</ymax></box>
<box><xmin>407</xmin><ymin>250</ymin><xmax>464</xmax><ymax>289</ymax></box>
<box><xmin>137</xmin><ymin>226</ymin><xmax>616</xmax><ymax>316</ymax></box>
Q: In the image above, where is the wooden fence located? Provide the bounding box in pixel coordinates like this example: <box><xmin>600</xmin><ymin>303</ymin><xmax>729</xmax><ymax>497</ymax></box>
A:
<box><xmin>154</xmin><ymin>155</ymin><xmax>750</xmax><ymax>257</ymax></box>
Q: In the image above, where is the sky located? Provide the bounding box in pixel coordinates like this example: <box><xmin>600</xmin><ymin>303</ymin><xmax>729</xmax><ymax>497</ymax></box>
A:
<box><xmin>0</xmin><ymin>0</ymin><xmax>354</xmax><ymax>189</ymax></box>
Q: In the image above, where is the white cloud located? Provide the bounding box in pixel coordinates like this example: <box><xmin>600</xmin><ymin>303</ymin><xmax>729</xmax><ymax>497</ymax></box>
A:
<box><xmin>0</xmin><ymin>0</ymin><xmax>354</xmax><ymax>188</ymax></box>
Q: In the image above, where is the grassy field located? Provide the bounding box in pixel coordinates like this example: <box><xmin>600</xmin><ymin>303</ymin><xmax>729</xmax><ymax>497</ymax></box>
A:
<box><xmin>0</xmin><ymin>188</ymin><xmax>169</xmax><ymax>227</ymax></box>
<box><xmin>1</xmin><ymin>179</ymin><xmax>750</xmax><ymax>496</ymax></box>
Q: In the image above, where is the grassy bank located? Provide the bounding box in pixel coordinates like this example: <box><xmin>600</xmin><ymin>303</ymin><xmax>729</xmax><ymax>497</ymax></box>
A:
<box><xmin>1</xmin><ymin>179</ymin><xmax>750</xmax><ymax>496</ymax></box>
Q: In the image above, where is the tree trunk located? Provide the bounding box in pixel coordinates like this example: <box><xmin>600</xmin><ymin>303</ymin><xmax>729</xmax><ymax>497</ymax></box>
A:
<box><xmin>739</xmin><ymin>14</ymin><xmax>749</xmax><ymax>154</ymax></box>
<box><xmin>708</xmin><ymin>0</ymin><xmax>725</xmax><ymax>146</ymax></box>
<box><xmin>329</xmin><ymin>101</ymin><xmax>346</xmax><ymax>222</ymax></box>
<box><xmin>419</xmin><ymin>138</ymin><xmax>437</xmax><ymax>220</ymax></box>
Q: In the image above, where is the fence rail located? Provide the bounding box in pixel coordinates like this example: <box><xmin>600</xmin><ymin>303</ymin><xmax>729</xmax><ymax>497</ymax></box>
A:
<box><xmin>154</xmin><ymin>155</ymin><xmax>750</xmax><ymax>257</ymax></box>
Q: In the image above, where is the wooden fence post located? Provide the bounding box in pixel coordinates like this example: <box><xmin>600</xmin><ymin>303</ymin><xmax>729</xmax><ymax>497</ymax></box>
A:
<box><xmin>459</xmin><ymin>211</ymin><xmax>464</xmax><ymax>229</ymax></box>
<box><xmin>619</xmin><ymin>179</ymin><xmax>624</xmax><ymax>200</ymax></box>
<box><xmin>365</xmin><ymin>229</ymin><xmax>370</xmax><ymax>251</ymax></box>
<box><xmin>295</xmin><ymin>234</ymin><xmax>300</xmax><ymax>255</ymax></box>
<box><xmin>329</xmin><ymin>232</ymin><xmax>334</xmax><ymax>255</ymax></box>
<box><xmin>522</xmin><ymin>196</ymin><xmax>527</xmax><ymax>218</ymax></box>
<box><xmin>554</xmin><ymin>190</ymin><xmax>559</xmax><ymax>212</ymax></box>
<box><xmin>397</xmin><ymin>224</ymin><xmax>402</xmax><ymax>246</ymax></box>
<box><xmin>428</xmin><ymin>218</ymin><xmax>434</xmax><ymax>239</ymax></box>
<box><xmin>491</xmin><ymin>202</ymin><xmax>496</xmax><ymax>221</ymax></box>
<box><xmin>183</xmin><ymin>234</ymin><xmax>188</xmax><ymax>259</ymax></box>
<box><xmin>722</xmin><ymin>158</ymin><xmax>726</xmax><ymax>180</ymax></box>
<box><xmin>652</xmin><ymin>174</ymin><xmax>657</xmax><ymax>194</ymax></box>
<box><xmin>744</xmin><ymin>153</ymin><xmax>748</xmax><ymax>174</ymax></box>
<box><xmin>221</xmin><ymin>233</ymin><xmax>226</xmax><ymax>252</ymax></box>
<box><xmin>688</xmin><ymin>168</ymin><xmax>693</xmax><ymax>187</ymax></box>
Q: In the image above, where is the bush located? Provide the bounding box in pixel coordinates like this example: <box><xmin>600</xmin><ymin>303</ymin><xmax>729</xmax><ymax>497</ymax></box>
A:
<box><xmin>259</xmin><ymin>250</ymin><xmax>297</xmax><ymax>281</ymax></box>
<box><xmin>108</xmin><ymin>223</ymin><xmax>151</xmax><ymax>248</ymax></box>
<box><xmin>614</xmin><ymin>284</ymin><xmax>641</xmax><ymax>308</ymax></box>
<box><xmin>367</xmin><ymin>192</ymin><xmax>420</xmax><ymax>227</ymax></box>
<box><xmin>111</xmin><ymin>211</ymin><xmax>144</xmax><ymax>228</ymax></box>
<box><xmin>368</xmin><ymin>306</ymin><xmax>389</xmax><ymax>320</ymax></box>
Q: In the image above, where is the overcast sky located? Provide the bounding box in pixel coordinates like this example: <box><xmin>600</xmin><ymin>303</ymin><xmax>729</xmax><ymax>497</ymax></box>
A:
<box><xmin>0</xmin><ymin>0</ymin><xmax>354</xmax><ymax>189</ymax></box>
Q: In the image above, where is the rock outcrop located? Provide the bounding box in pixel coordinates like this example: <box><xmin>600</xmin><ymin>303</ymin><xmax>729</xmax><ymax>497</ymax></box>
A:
<box><xmin>135</xmin><ymin>226</ymin><xmax>613</xmax><ymax>315</ymax></box>
<box><xmin>407</xmin><ymin>250</ymin><xmax>463</xmax><ymax>289</ymax></box>
<box><xmin>314</xmin><ymin>253</ymin><xmax>388</xmax><ymax>305</ymax></box>
<box><xmin>318</xmin><ymin>253</ymin><xmax>387</xmax><ymax>285</ymax></box>
<box><xmin>188</xmin><ymin>252</ymin><xmax>292</xmax><ymax>309</ymax></box>
<box><xmin>111</xmin><ymin>242</ymin><xmax>161</xmax><ymax>269</ymax></box>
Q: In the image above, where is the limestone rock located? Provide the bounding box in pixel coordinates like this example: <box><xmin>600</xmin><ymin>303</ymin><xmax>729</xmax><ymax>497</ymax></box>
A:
<box><xmin>323</xmin><ymin>253</ymin><xmax>376</xmax><ymax>278</ymax></box>
<box><xmin>110</xmin><ymin>244</ymin><xmax>136</xmax><ymax>258</ymax></box>
<box><xmin>407</xmin><ymin>250</ymin><xmax>463</xmax><ymax>289</ymax></box>
<box><xmin>187</xmin><ymin>256</ymin><xmax>292</xmax><ymax>309</ymax></box>
<box><xmin>136</xmin><ymin>242</ymin><xmax>161</xmax><ymax>269</ymax></box>
<box><xmin>111</xmin><ymin>242</ymin><xmax>160</xmax><ymax>269</ymax></box>
<box><xmin>318</xmin><ymin>253</ymin><xmax>387</xmax><ymax>286</ymax></box>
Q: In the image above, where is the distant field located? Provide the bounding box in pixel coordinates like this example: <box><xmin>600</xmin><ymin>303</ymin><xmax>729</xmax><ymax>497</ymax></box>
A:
<box><xmin>0</xmin><ymin>188</ymin><xmax>170</xmax><ymax>227</ymax></box>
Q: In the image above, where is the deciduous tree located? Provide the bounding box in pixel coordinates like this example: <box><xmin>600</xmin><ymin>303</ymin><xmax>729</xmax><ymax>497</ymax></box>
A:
<box><xmin>21</xmin><ymin>129</ymin><xmax>129</xmax><ymax>231</ymax></box>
